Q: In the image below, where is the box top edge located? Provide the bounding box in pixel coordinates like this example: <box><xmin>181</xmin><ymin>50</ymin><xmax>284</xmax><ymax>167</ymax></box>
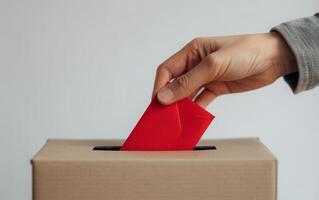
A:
<box><xmin>31</xmin><ymin>137</ymin><xmax>277</xmax><ymax>162</ymax></box>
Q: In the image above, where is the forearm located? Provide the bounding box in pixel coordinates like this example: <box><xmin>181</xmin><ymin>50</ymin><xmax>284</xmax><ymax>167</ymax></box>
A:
<box><xmin>271</xmin><ymin>12</ymin><xmax>319</xmax><ymax>93</ymax></box>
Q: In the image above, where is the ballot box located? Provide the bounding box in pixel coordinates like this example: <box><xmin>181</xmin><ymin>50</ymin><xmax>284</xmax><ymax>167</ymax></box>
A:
<box><xmin>31</xmin><ymin>138</ymin><xmax>277</xmax><ymax>200</ymax></box>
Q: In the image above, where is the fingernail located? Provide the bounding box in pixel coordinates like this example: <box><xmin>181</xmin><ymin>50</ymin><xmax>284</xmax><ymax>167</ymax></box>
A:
<box><xmin>157</xmin><ymin>87</ymin><xmax>174</xmax><ymax>103</ymax></box>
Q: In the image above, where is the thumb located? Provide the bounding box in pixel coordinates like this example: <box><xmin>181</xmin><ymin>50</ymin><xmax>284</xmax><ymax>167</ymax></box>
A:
<box><xmin>156</xmin><ymin>56</ymin><xmax>216</xmax><ymax>105</ymax></box>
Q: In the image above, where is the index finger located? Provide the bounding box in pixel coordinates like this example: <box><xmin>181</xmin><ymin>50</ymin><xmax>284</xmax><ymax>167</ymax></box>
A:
<box><xmin>152</xmin><ymin>48</ymin><xmax>189</xmax><ymax>98</ymax></box>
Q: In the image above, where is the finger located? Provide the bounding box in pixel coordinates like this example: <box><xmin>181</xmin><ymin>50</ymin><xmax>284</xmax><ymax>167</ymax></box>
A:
<box><xmin>157</xmin><ymin>55</ymin><xmax>216</xmax><ymax>105</ymax></box>
<box><xmin>194</xmin><ymin>89</ymin><xmax>217</xmax><ymax>108</ymax></box>
<box><xmin>152</xmin><ymin>49</ymin><xmax>189</xmax><ymax>98</ymax></box>
<box><xmin>152</xmin><ymin>67</ymin><xmax>172</xmax><ymax>98</ymax></box>
<box><xmin>194</xmin><ymin>81</ymin><xmax>233</xmax><ymax>107</ymax></box>
<box><xmin>152</xmin><ymin>37</ymin><xmax>216</xmax><ymax>98</ymax></box>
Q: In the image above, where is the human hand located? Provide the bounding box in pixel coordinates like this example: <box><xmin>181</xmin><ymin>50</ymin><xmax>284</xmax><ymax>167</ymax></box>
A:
<box><xmin>153</xmin><ymin>33</ymin><xmax>297</xmax><ymax>107</ymax></box>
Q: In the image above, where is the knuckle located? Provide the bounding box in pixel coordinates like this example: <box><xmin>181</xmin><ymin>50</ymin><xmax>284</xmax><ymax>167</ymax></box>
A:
<box><xmin>156</xmin><ymin>65</ymin><xmax>165</xmax><ymax>74</ymax></box>
<box><xmin>175</xmin><ymin>75</ymin><xmax>190</xmax><ymax>91</ymax></box>
<box><xmin>187</xmin><ymin>37</ymin><xmax>206</xmax><ymax>59</ymax></box>
<box><xmin>204</xmin><ymin>54</ymin><xmax>220</xmax><ymax>79</ymax></box>
<box><xmin>189</xmin><ymin>37</ymin><xmax>205</xmax><ymax>50</ymax></box>
<box><xmin>205</xmin><ymin>54</ymin><xmax>219</xmax><ymax>67</ymax></box>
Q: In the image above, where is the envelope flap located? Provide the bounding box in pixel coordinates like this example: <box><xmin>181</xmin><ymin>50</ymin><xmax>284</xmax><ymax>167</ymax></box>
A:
<box><xmin>177</xmin><ymin>98</ymin><xmax>214</xmax><ymax>119</ymax></box>
<box><xmin>121</xmin><ymin>100</ymin><xmax>182</xmax><ymax>150</ymax></box>
<box><xmin>173</xmin><ymin>99</ymin><xmax>214</xmax><ymax>150</ymax></box>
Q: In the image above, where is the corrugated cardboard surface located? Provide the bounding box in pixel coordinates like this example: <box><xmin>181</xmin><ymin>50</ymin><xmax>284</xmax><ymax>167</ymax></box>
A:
<box><xmin>32</xmin><ymin>138</ymin><xmax>277</xmax><ymax>200</ymax></box>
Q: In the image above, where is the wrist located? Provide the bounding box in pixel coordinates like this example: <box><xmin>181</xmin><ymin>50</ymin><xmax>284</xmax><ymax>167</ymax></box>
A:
<box><xmin>270</xmin><ymin>31</ymin><xmax>298</xmax><ymax>76</ymax></box>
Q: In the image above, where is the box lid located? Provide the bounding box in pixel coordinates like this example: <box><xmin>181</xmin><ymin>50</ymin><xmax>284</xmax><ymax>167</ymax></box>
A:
<box><xmin>32</xmin><ymin>138</ymin><xmax>276</xmax><ymax>162</ymax></box>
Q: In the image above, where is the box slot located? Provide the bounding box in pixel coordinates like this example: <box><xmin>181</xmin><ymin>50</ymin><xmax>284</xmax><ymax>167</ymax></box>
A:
<box><xmin>92</xmin><ymin>145</ymin><xmax>216</xmax><ymax>151</ymax></box>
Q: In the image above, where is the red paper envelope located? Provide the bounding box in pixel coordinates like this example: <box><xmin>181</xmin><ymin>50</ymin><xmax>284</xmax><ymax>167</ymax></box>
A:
<box><xmin>121</xmin><ymin>98</ymin><xmax>214</xmax><ymax>151</ymax></box>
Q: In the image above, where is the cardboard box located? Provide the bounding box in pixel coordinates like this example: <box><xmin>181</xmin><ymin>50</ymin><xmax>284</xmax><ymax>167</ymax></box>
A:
<box><xmin>32</xmin><ymin>138</ymin><xmax>277</xmax><ymax>200</ymax></box>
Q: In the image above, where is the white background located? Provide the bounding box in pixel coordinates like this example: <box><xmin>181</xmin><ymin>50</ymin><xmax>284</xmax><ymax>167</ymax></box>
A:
<box><xmin>1</xmin><ymin>0</ymin><xmax>318</xmax><ymax>199</ymax></box>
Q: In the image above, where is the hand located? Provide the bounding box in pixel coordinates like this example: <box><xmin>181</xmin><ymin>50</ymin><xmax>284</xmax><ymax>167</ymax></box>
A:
<box><xmin>153</xmin><ymin>32</ymin><xmax>297</xmax><ymax>107</ymax></box>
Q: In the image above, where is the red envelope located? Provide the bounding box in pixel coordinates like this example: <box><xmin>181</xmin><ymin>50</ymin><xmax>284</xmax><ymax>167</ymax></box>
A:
<box><xmin>121</xmin><ymin>98</ymin><xmax>214</xmax><ymax>151</ymax></box>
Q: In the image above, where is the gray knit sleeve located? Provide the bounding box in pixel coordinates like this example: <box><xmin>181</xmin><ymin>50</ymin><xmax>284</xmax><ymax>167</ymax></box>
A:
<box><xmin>271</xmin><ymin>13</ymin><xmax>319</xmax><ymax>93</ymax></box>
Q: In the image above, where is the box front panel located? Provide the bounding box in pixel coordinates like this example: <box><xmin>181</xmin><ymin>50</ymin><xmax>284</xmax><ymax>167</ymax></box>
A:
<box><xmin>33</xmin><ymin>159</ymin><xmax>276</xmax><ymax>200</ymax></box>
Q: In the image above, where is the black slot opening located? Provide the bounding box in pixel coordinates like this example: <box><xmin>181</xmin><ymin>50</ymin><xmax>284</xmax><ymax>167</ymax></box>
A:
<box><xmin>92</xmin><ymin>145</ymin><xmax>216</xmax><ymax>151</ymax></box>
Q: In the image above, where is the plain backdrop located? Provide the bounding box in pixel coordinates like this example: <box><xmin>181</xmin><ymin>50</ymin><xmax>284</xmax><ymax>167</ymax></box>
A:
<box><xmin>0</xmin><ymin>0</ymin><xmax>318</xmax><ymax>199</ymax></box>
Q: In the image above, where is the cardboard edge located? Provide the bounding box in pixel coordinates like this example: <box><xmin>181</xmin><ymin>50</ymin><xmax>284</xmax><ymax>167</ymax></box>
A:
<box><xmin>254</xmin><ymin>138</ymin><xmax>278</xmax><ymax>200</ymax></box>
<box><xmin>255</xmin><ymin>138</ymin><xmax>278</xmax><ymax>161</ymax></box>
<box><xmin>30</xmin><ymin>139</ymin><xmax>51</xmax><ymax>165</ymax></box>
<box><xmin>32</xmin><ymin>160</ymin><xmax>37</xmax><ymax>200</ymax></box>
<box><xmin>45</xmin><ymin>138</ymin><xmax>124</xmax><ymax>143</ymax></box>
<box><xmin>274</xmin><ymin>157</ymin><xmax>278</xmax><ymax>200</ymax></box>
<box><xmin>198</xmin><ymin>137</ymin><xmax>260</xmax><ymax>145</ymax></box>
